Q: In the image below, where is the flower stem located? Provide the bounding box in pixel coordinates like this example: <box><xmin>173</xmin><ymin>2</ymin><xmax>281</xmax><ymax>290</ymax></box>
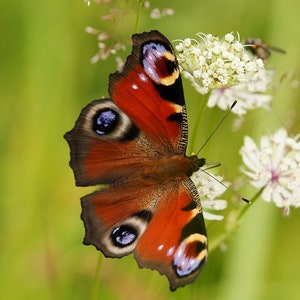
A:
<box><xmin>238</xmin><ymin>186</ymin><xmax>264</xmax><ymax>220</ymax></box>
<box><xmin>209</xmin><ymin>186</ymin><xmax>264</xmax><ymax>252</ymax></box>
<box><xmin>134</xmin><ymin>0</ymin><xmax>144</xmax><ymax>33</ymax></box>
<box><xmin>90</xmin><ymin>253</ymin><xmax>103</xmax><ymax>300</ymax></box>
<box><xmin>189</xmin><ymin>92</ymin><xmax>210</xmax><ymax>153</ymax></box>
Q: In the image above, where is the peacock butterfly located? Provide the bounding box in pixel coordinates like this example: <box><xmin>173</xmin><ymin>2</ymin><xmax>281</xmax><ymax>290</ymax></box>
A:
<box><xmin>64</xmin><ymin>30</ymin><xmax>208</xmax><ymax>291</ymax></box>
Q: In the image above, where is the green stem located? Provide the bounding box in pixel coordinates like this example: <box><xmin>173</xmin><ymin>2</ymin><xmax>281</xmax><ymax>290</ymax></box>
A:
<box><xmin>209</xmin><ymin>186</ymin><xmax>265</xmax><ymax>252</ymax></box>
<box><xmin>238</xmin><ymin>186</ymin><xmax>264</xmax><ymax>220</ymax></box>
<box><xmin>90</xmin><ymin>253</ymin><xmax>103</xmax><ymax>300</ymax></box>
<box><xmin>134</xmin><ymin>0</ymin><xmax>144</xmax><ymax>33</ymax></box>
<box><xmin>189</xmin><ymin>92</ymin><xmax>210</xmax><ymax>153</ymax></box>
<box><xmin>209</xmin><ymin>229</ymin><xmax>233</xmax><ymax>253</ymax></box>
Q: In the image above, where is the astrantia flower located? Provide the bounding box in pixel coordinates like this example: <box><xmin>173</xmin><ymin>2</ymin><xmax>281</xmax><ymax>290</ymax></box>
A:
<box><xmin>191</xmin><ymin>171</ymin><xmax>228</xmax><ymax>220</ymax></box>
<box><xmin>240</xmin><ymin>128</ymin><xmax>300</xmax><ymax>215</ymax></box>
<box><xmin>175</xmin><ymin>33</ymin><xmax>265</xmax><ymax>94</ymax></box>
<box><xmin>207</xmin><ymin>69</ymin><xmax>274</xmax><ymax>115</ymax></box>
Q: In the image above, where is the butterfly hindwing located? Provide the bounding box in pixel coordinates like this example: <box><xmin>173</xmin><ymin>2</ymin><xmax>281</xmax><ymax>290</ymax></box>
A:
<box><xmin>64</xmin><ymin>30</ymin><xmax>208</xmax><ymax>291</ymax></box>
<box><xmin>135</xmin><ymin>178</ymin><xmax>207</xmax><ymax>291</ymax></box>
<box><xmin>81</xmin><ymin>177</ymin><xmax>207</xmax><ymax>291</ymax></box>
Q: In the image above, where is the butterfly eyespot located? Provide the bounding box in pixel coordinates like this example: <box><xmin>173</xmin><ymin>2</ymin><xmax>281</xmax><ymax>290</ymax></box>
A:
<box><xmin>143</xmin><ymin>42</ymin><xmax>166</xmax><ymax>56</ymax></box>
<box><xmin>81</xmin><ymin>99</ymin><xmax>139</xmax><ymax>141</ymax></box>
<box><xmin>142</xmin><ymin>42</ymin><xmax>178</xmax><ymax>85</ymax></box>
<box><xmin>173</xmin><ymin>234</ymin><xmax>207</xmax><ymax>277</ymax></box>
<box><xmin>111</xmin><ymin>225</ymin><xmax>137</xmax><ymax>247</ymax></box>
<box><xmin>102</xmin><ymin>214</ymin><xmax>149</xmax><ymax>256</ymax></box>
<box><xmin>93</xmin><ymin>109</ymin><xmax>119</xmax><ymax>136</ymax></box>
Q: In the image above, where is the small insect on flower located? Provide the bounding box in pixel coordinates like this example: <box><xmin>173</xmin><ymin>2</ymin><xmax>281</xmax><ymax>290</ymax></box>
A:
<box><xmin>244</xmin><ymin>37</ymin><xmax>286</xmax><ymax>63</ymax></box>
<box><xmin>240</xmin><ymin>128</ymin><xmax>300</xmax><ymax>215</ymax></box>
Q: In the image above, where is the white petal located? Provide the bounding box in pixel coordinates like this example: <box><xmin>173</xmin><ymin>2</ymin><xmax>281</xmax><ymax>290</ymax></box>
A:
<box><xmin>202</xmin><ymin>199</ymin><xmax>228</xmax><ymax>210</ymax></box>
<box><xmin>272</xmin><ymin>128</ymin><xmax>287</xmax><ymax>168</ymax></box>
<box><xmin>203</xmin><ymin>211</ymin><xmax>224</xmax><ymax>221</ymax></box>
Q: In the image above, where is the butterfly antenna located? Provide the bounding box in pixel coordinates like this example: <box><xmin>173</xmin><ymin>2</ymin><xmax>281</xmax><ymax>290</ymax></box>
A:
<box><xmin>195</xmin><ymin>101</ymin><xmax>250</xmax><ymax>204</ymax></box>
<box><xmin>196</xmin><ymin>101</ymin><xmax>237</xmax><ymax>156</ymax></box>
<box><xmin>200</xmin><ymin>166</ymin><xmax>251</xmax><ymax>204</ymax></box>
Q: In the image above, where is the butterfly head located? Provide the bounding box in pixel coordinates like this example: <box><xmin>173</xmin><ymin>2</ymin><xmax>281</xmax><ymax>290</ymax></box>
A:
<box><xmin>187</xmin><ymin>156</ymin><xmax>206</xmax><ymax>176</ymax></box>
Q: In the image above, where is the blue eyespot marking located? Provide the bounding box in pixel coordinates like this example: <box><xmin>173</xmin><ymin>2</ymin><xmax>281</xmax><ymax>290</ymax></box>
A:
<box><xmin>93</xmin><ymin>109</ymin><xmax>119</xmax><ymax>135</ymax></box>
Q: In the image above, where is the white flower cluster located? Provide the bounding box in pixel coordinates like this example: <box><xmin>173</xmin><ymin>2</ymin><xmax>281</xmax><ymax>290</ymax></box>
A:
<box><xmin>175</xmin><ymin>33</ymin><xmax>265</xmax><ymax>94</ymax></box>
<box><xmin>240</xmin><ymin>128</ymin><xmax>300</xmax><ymax>215</ymax></box>
<box><xmin>191</xmin><ymin>171</ymin><xmax>228</xmax><ymax>220</ymax></box>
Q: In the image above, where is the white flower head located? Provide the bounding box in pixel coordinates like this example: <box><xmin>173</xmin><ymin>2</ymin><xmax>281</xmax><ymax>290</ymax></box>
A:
<box><xmin>207</xmin><ymin>69</ymin><xmax>274</xmax><ymax>115</ymax></box>
<box><xmin>191</xmin><ymin>170</ymin><xmax>228</xmax><ymax>220</ymax></box>
<box><xmin>175</xmin><ymin>32</ymin><xmax>265</xmax><ymax>94</ymax></box>
<box><xmin>240</xmin><ymin>128</ymin><xmax>300</xmax><ymax>215</ymax></box>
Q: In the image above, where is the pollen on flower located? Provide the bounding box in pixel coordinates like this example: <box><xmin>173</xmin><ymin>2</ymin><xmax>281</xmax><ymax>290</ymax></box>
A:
<box><xmin>270</xmin><ymin>169</ymin><xmax>279</xmax><ymax>183</ymax></box>
<box><xmin>240</xmin><ymin>128</ymin><xmax>300</xmax><ymax>215</ymax></box>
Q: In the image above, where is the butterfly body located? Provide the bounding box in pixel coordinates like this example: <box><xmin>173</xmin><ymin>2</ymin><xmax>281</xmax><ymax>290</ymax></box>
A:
<box><xmin>65</xmin><ymin>30</ymin><xmax>208</xmax><ymax>291</ymax></box>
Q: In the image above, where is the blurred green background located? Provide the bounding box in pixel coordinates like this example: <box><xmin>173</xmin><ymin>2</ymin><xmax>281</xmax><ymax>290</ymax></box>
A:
<box><xmin>1</xmin><ymin>0</ymin><xmax>300</xmax><ymax>299</ymax></box>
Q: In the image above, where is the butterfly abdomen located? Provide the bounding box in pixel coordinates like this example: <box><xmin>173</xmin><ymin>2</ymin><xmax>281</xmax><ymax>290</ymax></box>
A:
<box><xmin>138</xmin><ymin>154</ymin><xmax>204</xmax><ymax>185</ymax></box>
<box><xmin>139</xmin><ymin>154</ymin><xmax>188</xmax><ymax>184</ymax></box>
